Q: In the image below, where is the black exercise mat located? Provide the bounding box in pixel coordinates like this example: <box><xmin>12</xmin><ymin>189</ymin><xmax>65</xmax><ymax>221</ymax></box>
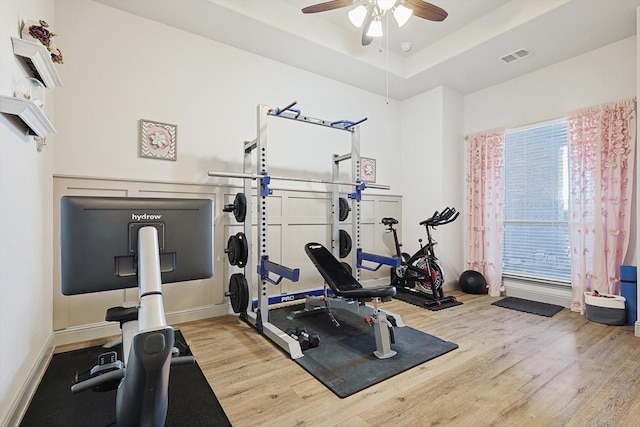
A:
<box><xmin>20</xmin><ymin>330</ymin><xmax>231</xmax><ymax>427</ymax></box>
<box><xmin>269</xmin><ymin>304</ymin><xmax>458</xmax><ymax>398</ymax></box>
<box><xmin>393</xmin><ymin>290</ymin><xmax>464</xmax><ymax>311</ymax></box>
<box><xmin>492</xmin><ymin>296</ymin><xmax>564</xmax><ymax>317</ymax></box>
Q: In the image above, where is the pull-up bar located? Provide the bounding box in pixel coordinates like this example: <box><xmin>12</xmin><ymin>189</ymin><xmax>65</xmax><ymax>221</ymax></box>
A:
<box><xmin>269</xmin><ymin>101</ymin><xmax>367</xmax><ymax>131</ymax></box>
<box><xmin>207</xmin><ymin>170</ymin><xmax>390</xmax><ymax>190</ymax></box>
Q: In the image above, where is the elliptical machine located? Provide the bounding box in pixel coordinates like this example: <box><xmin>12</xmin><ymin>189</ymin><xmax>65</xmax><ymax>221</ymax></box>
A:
<box><xmin>382</xmin><ymin>207</ymin><xmax>459</xmax><ymax>307</ymax></box>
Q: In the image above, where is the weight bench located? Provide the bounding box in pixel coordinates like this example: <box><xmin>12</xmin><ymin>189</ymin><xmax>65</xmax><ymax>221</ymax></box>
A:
<box><xmin>290</xmin><ymin>242</ymin><xmax>404</xmax><ymax>359</ymax></box>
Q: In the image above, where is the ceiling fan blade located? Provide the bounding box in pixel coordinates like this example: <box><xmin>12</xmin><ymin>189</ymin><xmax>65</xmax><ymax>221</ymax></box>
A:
<box><xmin>302</xmin><ymin>0</ymin><xmax>355</xmax><ymax>14</ymax></box>
<box><xmin>361</xmin><ymin>4</ymin><xmax>374</xmax><ymax>46</ymax></box>
<box><xmin>404</xmin><ymin>0</ymin><xmax>448</xmax><ymax>22</ymax></box>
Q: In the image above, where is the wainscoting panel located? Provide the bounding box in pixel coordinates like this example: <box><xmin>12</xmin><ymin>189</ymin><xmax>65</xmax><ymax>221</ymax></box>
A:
<box><xmin>53</xmin><ymin>176</ymin><xmax>401</xmax><ymax>344</ymax></box>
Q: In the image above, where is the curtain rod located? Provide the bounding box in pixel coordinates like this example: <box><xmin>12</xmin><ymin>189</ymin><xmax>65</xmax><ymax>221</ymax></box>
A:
<box><xmin>465</xmin><ymin>96</ymin><xmax>637</xmax><ymax>140</ymax></box>
<box><xmin>464</xmin><ymin>116</ymin><xmax>564</xmax><ymax>141</ymax></box>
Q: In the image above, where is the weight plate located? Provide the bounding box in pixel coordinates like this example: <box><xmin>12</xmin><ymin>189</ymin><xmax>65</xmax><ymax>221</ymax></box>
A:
<box><xmin>228</xmin><ymin>273</ymin><xmax>249</xmax><ymax>313</ymax></box>
<box><xmin>339</xmin><ymin>229</ymin><xmax>352</xmax><ymax>258</ymax></box>
<box><xmin>338</xmin><ymin>197</ymin><xmax>350</xmax><ymax>222</ymax></box>
<box><xmin>234</xmin><ymin>232</ymin><xmax>248</xmax><ymax>268</ymax></box>
<box><xmin>225</xmin><ymin>235</ymin><xmax>238</xmax><ymax>266</ymax></box>
<box><xmin>233</xmin><ymin>192</ymin><xmax>247</xmax><ymax>223</ymax></box>
<box><xmin>226</xmin><ymin>232</ymin><xmax>248</xmax><ymax>267</ymax></box>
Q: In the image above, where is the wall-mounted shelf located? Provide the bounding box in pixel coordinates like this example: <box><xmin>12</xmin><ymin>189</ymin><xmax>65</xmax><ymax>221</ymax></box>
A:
<box><xmin>11</xmin><ymin>37</ymin><xmax>62</xmax><ymax>88</ymax></box>
<box><xmin>0</xmin><ymin>95</ymin><xmax>56</xmax><ymax>138</ymax></box>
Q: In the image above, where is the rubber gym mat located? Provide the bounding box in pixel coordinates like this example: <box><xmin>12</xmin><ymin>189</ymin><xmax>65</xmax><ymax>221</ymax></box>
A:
<box><xmin>492</xmin><ymin>296</ymin><xmax>564</xmax><ymax>317</ymax></box>
<box><xmin>19</xmin><ymin>330</ymin><xmax>232</xmax><ymax>427</ymax></box>
<box><xmin>393</xmin><ymin>291</ymin><xmax>464</xmax><ymax>311</ymax></box>
<box><xmin>269</xmin><ymin>304</ymin><xmax>458</xmax><ymax>398</ymax></box>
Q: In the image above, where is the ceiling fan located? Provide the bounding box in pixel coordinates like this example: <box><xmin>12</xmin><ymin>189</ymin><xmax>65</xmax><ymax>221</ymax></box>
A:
<box><xmin>302</xmin><ymin>0</ymin><xmax>448</xmax><ymax>46</ymax></box>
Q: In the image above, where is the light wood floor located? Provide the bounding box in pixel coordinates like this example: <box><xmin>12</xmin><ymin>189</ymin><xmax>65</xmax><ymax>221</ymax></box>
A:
<box><xmin>57</xmin><ymin>291</ymin><xmax>640</xmax><ymax>426</ymax></box>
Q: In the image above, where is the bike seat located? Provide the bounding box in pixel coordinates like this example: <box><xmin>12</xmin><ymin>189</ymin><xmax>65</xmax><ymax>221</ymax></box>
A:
<box><xmin>382</xmin><ymin>217</ymin><xmax>398</xmax><ymax>226</ymax></box>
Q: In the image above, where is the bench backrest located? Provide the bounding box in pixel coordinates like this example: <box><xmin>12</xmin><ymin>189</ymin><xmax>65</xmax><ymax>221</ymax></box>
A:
<box><xmin>305</xmin><ymin>243</ymin><xmax>362</xmax><ymax>295</ymax></box>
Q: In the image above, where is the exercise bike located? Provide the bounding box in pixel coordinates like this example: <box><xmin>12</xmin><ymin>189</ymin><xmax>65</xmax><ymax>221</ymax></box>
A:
<box><xmin>382</xmin><ymin>207</ymin><xmax>459</xmax><ymax>307</ymax></box>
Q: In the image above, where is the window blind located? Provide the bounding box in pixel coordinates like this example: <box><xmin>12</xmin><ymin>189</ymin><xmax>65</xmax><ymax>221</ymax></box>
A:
<box><xmin>503</xmin><ymin>121</ymin><xmax>571</xmax><ymax>282</ymax></box>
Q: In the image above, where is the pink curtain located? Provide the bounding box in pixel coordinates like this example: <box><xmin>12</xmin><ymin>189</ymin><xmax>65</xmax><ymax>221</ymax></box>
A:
<box><xmin>466</xmin><ymin>129</ymin><xmax>505</xmax><ymax>296</ymax></box>
<box><xmin>568</xmin><ymin>98</ymin><xmax>636</xmax><ymax>313</ymax></box>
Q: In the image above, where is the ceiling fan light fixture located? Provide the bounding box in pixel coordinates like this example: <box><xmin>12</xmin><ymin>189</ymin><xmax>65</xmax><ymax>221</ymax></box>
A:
<box><xmin>376</xmin><ymin>0</ymin><xmax>396</xmax><ymax>12</ymax></box>
<box><xmin>348</xmin><ymin>5</ymin><xmax>368</xmax><ymax>27</ymax></box>
<box><xmin>392</xmin><ymin>4</ymin><xmax>413</xmax><ymax>27</ymax></box>
<box><xmin>367</xmin><ymin>18</ymin><xmax>383</xmax><ymax>37</ymax></box>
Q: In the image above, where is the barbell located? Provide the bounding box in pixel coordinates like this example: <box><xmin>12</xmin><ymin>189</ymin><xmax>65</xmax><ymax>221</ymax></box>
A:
<box><xmin>208</xmin><ymin>170</ymin><xmax>390</xmax><ymax>190</ymax></box>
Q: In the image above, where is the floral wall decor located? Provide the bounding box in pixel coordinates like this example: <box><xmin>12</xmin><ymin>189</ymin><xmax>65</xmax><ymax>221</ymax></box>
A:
<box><xmin>139</xmin><ymin>119</ymin><xmax>177</xmax><ymax>161</ymax></box>
<box><xmin>21</xmin><ymin>20</ymin><xmax>63</xmax><ymax>64</ymax></box>
<box><xmin>360</xmin><ymin>157</ymin><xmax>377</xmax><ymax>182</ymax></box>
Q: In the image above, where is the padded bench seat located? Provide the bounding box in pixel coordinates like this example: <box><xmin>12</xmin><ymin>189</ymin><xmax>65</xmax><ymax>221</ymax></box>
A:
<box><xmin>305</xmin><ymin>242</ymin><xmax>396</xmax><ymax>300</ymax></box>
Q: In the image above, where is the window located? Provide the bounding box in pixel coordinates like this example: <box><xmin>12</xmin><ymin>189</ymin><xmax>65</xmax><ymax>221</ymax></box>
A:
<box><xmin>502</xmin><ymin>120</ymin><xmax>571</xmax><ymax>282</ymax></box>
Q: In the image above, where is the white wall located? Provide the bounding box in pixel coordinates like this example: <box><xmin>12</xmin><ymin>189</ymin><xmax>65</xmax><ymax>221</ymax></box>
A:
<box><xmin>398</xmin><ymin>86</ymin><xmax>465</xmax><ymax>285</ymax></box>
<box><xmin>441</xmin><ymin>87</ymin><xmax>465</xmax><ymax>281</ymax></box>
<box><xmin>465</xmin><ymin>36</ymin><xmax>637</xmax><ymax>135</ymax></box>
<box><xmin>0</xmin><ymin>1</ymin><xmax>56</xmax><ymax>425</ymax></box>
<box><xmin>53</xmin><ymin>0</ymin><xmax>403</xmax><ymax>191</ymax></box>
<box><xmin>400</xmin><ymin>87</ymin><xmax>444</xmax><ymax>241</ymax></box>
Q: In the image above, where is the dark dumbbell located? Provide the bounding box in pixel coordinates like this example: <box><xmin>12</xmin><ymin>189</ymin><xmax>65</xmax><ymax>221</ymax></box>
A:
<box><xmin>310</xmin><ymin>333</ymin><xmax>320</xmax><ymax>348</ymax></box>
<box><xmin>298</xmin><ymin>328</ymin><xmax>320</xmax><ymax>348</ymax></box>
<box><xmin>286</xmin><ymin>328</ymin><xmax>310</xmax><ymax>351</ymax></box>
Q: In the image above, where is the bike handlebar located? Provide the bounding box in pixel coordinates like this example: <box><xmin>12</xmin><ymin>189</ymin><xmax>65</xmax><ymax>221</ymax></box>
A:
<box><xmin>71</xmin><ymin>368</ymin><xmax>124</xmax><ymax>394</ymax></box>
<box><xmin>419</xmin><ymin>207</ymin><xmax>459</xmax><ymax>227</ymax></box>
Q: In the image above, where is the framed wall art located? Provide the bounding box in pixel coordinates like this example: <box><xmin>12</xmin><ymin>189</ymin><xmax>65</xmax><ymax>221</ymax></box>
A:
<box><xmin>139</xmin><ymin>119</ymin><xmax>177</xmax><ymax>161</ymax></box>
<box><xmin>360</xmin><ymin>157</ymin><xmax>376</xmax><ymax>183</ymax></box>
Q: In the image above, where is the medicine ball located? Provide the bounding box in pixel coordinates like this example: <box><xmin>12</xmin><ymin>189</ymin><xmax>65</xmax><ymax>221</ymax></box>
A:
<box><xmin>459</xmin><ymin>270</ymin><xmax>487</xmax><ymax>294</ymax></box>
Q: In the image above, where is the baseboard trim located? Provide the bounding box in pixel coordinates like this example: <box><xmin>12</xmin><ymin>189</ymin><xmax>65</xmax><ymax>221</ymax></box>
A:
<box><xmin>53</xmin><ymin>303</ymin><xmax>232</xmax><ymax>346</ymax></box>
<box><xmin>504</xmin><ymin>277</ymin><xmax>572</xmax><ymax>308</ymax></box>
<box><xmin>4</xmin><ymin>333</ymin><xmax>55</xmax><ymax>427</ymax></box>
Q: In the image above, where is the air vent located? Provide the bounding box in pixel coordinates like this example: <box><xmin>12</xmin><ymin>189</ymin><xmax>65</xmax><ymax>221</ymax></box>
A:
<box><xmin>500</xmin><ymin>48</ymin><xmax>533</xmax><ymax>64</ymax></box>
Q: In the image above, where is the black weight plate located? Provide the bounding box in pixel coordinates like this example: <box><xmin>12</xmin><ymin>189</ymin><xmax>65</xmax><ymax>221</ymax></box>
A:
<box><xmin>235</xmin><ymin>232</ymin><xmax>248</xmax><ymax>268</ymax></box>
<box><xmin>233</xmin><ymin>192</ymin><xmax>247</xmax><ymax>223</ymax></box>
<box><xmin>225</xmin><ymin>237</ymin><xmax>235</xmax><ymax>266</ymax></box>
<box><xmin>338</xmin><ymin>197</ymin><xmax>350</xmax><ymax>222</ymax></box>
<box><xmin>229</xmin><ymin>273</ymin><xmax>249</xmax><ymax>313</ymax></box>
<box><xmin>339</xmin><ymin>229</ymin><xmax>352</xmax><ymax>258</ymax></box>
<box><xmin>226</xmin><ymin>235</ymin><xmax>239</xmax><ymax>266</ymax></box>
<box><xmin>226</xmin><ymin>232</ymin><xmax>248</xmax><ymax>267</ymax></box>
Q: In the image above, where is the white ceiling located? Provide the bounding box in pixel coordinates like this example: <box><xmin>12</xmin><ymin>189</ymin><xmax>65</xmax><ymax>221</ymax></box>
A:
<box><xmin>96</xmin><ymin>0</ymin><xmax>640</xmax><ymax>100</ymax></box>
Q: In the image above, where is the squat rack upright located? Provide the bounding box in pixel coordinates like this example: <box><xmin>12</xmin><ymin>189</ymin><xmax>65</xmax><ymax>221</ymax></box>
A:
<box><xmin>209</xmin><ymin>101</ymin><xmax>392</xmax><ymax>359</ymax></box>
